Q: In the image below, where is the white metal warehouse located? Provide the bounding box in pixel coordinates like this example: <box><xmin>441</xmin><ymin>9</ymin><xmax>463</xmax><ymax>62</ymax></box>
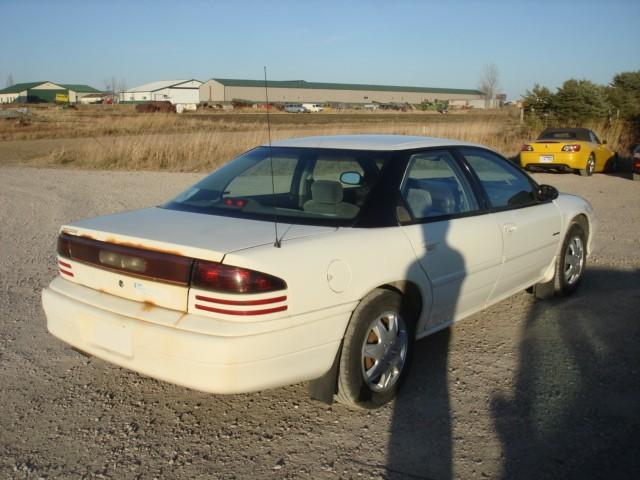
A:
<box><xmin>199</xmin><ymin>78</ymin><xmax>485</xmax><ymax>106</ymax></box>
<box><xmin>120</xmin><ymin>80</ymin><xmax>202</xmax><ymax>105</ymax></box>
<box><xmin>0</xmin><ymin>81</ymin><xmax>101</xmax><ymax>104</ymax></box>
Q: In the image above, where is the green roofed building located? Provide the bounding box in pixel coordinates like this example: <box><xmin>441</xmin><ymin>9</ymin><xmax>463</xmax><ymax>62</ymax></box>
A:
<box><xmin>199</xmin><ymin>78</ymin><xmax>485</xmax><ymax>107</ymax></box>
<box><xmin>62</xmin><ymin>84</ymin><xmax>101</xmax><ymax>103</ymax></box>
<box><xmin>0</xmin><ymin>81</ymin><xmax>101</xmax><ymax>104</ymax></box>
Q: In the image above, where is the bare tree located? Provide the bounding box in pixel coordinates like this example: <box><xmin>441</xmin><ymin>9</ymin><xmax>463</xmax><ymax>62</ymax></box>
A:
<box><xmin>6</xmin><ymin>73</ymin><xmax>14</xmax><ymax>88</ymax></box>
<box><xmin>104</xmin><ymin>77</ymin><xmax>127</xmax><ymax>101</ymax></box>
<box><xmin>104</xmin><ymin>77</ymin><xmax>116</xmax><ymax>96</ymax></box>
<box><xmin>479</xmin><ymin>63</ymin><xmax>500</xmax><ymax>108</ymax></box>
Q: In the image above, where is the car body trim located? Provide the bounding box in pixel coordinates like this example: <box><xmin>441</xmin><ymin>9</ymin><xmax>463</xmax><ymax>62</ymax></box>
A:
<box><xmin>194</xmin><ymin>294</ymin><xmax>287</xmax><ymax>306</ymax></box>
<box><xmin>194</xmin><ymin>304</ymin><xmax>288</xmax><ymax>316</ymax></box>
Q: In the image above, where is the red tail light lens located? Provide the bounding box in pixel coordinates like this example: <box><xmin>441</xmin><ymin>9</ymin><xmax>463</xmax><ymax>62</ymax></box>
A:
<box><xmin>521</xmin><ymin>144</ymin><xmax>533</xmax><ymax>152</ymax></box>
<box><xmin>223</xmin><ymin>198</ymin><xmax>247</xmax><ymax>208</ymax></box>
<box><xmin>561</xmin><ymin>144</ymin><xmax>581</xmax><ymax>152</ymax></box>
<box><xmin>192</xmin><ymin>260</ymin><xmax>286</xmax><ymax>294</ymax></box>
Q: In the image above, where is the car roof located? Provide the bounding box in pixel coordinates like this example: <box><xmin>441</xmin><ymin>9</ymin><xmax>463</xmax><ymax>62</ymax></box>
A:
<box><xmin>268</xmin><ymin>134</ymin><xmax>482</xmax><ymax>151</ymax></box>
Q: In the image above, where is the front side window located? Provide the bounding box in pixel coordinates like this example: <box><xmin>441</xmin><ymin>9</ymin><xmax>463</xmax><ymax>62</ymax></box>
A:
<box><xmin>163</xmin><ymin>146</ymin><xmax>389</xmax><ymax>225</ymax></box>
<box><xmin>401</xmin><ymin>150</ymin><xmax>478</xmax><ymax>220</ymax></box>
<box><xmin>460</xmin><ymin>148</ymin><xmax>537</xmax><ymax>209</ymax></box>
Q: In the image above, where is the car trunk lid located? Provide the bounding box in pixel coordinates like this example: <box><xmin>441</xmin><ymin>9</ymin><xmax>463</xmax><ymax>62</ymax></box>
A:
<box><xmin>57</xmin><ymin>207</ymin><xmax>335</xmax><ymax>311</ymax></box>
<box><xmin>530</xmin><ymin>140</ymin><xmax>580</xmax><ymax>153</ymax></box>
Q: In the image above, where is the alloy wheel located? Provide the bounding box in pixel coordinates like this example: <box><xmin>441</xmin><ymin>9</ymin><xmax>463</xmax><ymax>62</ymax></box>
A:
<box><xmin>564</xmin><ymin>235</ymin><xmax>585</xmax><ymax>285</ymax></box>
<box><xmin>361</xmin><ymin>311</ymin><xmax>408</xmax><ymax>392</ymax></box>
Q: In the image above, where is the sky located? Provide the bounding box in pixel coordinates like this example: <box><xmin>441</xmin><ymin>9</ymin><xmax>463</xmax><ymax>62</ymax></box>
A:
<box><xmin>1</xmin><ymin>0</ymin><xmax>638</xmax><ymax>100</ymax></box>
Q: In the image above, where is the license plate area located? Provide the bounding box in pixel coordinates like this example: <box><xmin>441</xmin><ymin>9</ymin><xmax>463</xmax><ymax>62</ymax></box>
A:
<box><xmin>539</xmin><ymin>155</ymin><xmax>554</xmax><ymax>163</ymax></box>
<box><xmin>90</xmin><ymin>316</ymin><xmax>134</xmax><ymax>358</ymax></box>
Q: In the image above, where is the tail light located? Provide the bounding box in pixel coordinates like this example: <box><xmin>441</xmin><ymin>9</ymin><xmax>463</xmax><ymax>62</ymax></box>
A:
<box><xmin>57</xmin><ymin>233</ymin><xmax>286</xmax><ymax>294</ymax></box>
<box><xmin>57</xmin><ymin>233</ymin><xmax>192</xmax><ymax>285</ymax></box>
<box><xmin>521</xmin><ymin>144</ymin><xmax>533</xmax><ymax>152</ymax></box>
<box><xmin>192</xmin><ymin>260</ymin><xmax>286</xmax><ymax>294</ymax></box>
<box><xmin>57</xmin><ymin>234</ymin><xmax>72</xmax><ymax>258</ymax></box>
<box><xmin>561</xmin><ymin>144</ymin><xmax>581</xmax><ymax>152</ymax></box>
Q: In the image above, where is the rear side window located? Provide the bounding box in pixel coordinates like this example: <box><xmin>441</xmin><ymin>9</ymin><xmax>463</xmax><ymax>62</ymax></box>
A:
<box><xmin>460</xmin><ymin>148</ymin><xmax>537</xmax><ymax>209</ymax></box>
<box><xmin>401</xmin><ymin>150</ymin><xmax>478</xmax><ymax>220</ymax></box>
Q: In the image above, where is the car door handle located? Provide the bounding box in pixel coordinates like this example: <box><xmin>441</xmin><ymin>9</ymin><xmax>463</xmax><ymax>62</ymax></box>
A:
<box><xmin>503</xmin><ymin>223</ymin><xmax>517</xmax><ymax>234</ymax></box>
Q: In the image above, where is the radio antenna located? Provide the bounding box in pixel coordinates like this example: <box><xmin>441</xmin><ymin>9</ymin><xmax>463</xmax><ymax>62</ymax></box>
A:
<box><xmin>264</xmin><ymin>66</ymin><xmax>281</xmax><ymax>248</ymax></box>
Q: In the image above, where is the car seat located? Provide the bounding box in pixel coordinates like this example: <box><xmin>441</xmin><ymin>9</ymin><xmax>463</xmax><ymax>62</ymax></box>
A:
<box><xmin>303</xmin><ymin>180</ymin><xmax>360</xmax><ymax>217</ymax></box>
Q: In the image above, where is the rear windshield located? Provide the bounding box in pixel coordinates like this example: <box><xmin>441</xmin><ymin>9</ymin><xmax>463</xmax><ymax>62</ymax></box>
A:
<box><xmin>162</xmin><ymin>146</ymin><xmax>390</xmax><ymax>226</ymax></box>
<box><xmin>538</xmin><ymin>129</ymin><xmax>589</xmax><ymax>141</ymax></box>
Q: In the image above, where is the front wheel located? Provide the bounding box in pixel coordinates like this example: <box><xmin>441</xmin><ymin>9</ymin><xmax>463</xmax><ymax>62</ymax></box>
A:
<box><xmin>578</xmin><ymin>154</ymin><xmax>595</xmax><ymax>176</ymax></box>
<box><xmin>336</xmin><ymin>289</ymin><xmax>415</xmax><ymax>409</ymax></box>
<box><xmin>533</xmin><ymin>223</ymin><xmax>587</xmax><ymax>298</ymax></box>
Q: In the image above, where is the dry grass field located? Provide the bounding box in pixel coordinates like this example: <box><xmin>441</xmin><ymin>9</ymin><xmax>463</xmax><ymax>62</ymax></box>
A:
<box><xmin>0</xmin><ymin>104</ymin><xmax>633</xmax><ymax>172</ymax></box>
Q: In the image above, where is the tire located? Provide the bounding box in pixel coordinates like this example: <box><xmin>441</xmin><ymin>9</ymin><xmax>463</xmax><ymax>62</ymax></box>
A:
<box><xmin>578</xmin><ymin>154</ymin><xmax>595</xmax><ymax>176</ymax></box>
<box><xmin>605</xmin><ymin>154</ymin><xmax>618</xmax><ymax>173</ymax></box>
<box><xmin>336</xmin><ymin>289</ymin><xmax>415</xmax><ymax>409</ymax></box>
<box><xmin>533</xmin><ymin>223</ymin><xmax>587</xmax><ymax>299</ymax></box>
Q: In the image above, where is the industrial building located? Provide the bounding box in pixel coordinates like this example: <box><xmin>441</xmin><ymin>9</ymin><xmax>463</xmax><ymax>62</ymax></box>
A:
<box><xmin>119</xmin><ymin>80</ymin><xmax>202</xmax><ymax>105</ymax></box>
<box><xmin>0</xmin><ymin>81</ymin><xmax>100</xmax><ymax>104</ymax></box>
<box><xmin>199</xmin><ymin>78</ymin><xmax>485</xmax><ymax>106</ymax></box>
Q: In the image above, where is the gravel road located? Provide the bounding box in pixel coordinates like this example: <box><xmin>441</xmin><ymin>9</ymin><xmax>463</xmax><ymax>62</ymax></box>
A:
<box><xmin>1</xmin><ymin>166</ymin><xmax>638</xmax><ymax>479</ymax></box>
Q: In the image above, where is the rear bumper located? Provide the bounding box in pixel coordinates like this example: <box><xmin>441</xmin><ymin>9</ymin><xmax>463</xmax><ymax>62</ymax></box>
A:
<box><xmin>524</xmin><ymin>163</ymin><xmax>575</xmax><ymax>172</ymax></box>
<box><xmin>43</xmin><ymin>277</ymin><xmax>353</xmax><ymax>394</ymax></box>
<box><xmin>520</xmin><ymin>152</ymin><xmax>584</xmax><ymax>170</ymax></box>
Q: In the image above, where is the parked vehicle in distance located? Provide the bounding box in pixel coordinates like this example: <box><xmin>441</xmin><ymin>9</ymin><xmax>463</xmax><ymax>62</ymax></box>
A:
<box><xmin>520</xmin><ymin>127</ymin><xmax>617</xmax><ymax>176</ymax></box>
<box><xmin>42</xmin><ymin>135</ymin><xmax>595</xmax><ymax>409</ymax></box>
<box><xmin>302</xmin><ymin>103</ymin><xmax>323</xmax><ymax>112</ymax></box>
<box><xmin>633</xmin><ymin>145</ymin><xmax>640</xmax><ymax>179</ymax></box>
<box><xmin>284</xmin><ymin>103</ymin><xmax>305</xmax><ymax>113</ymax></box>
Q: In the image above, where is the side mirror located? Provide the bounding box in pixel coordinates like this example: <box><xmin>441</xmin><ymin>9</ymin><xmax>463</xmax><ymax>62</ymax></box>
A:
<box><xmin>340</xmin><ymin>171</ymin><xmax>362</xmax><ymax>185</ymax></box>
<box><xmin>538</xmin><ymin>184</ymin><xmax>559</xmax><ymax>201</ymax></box>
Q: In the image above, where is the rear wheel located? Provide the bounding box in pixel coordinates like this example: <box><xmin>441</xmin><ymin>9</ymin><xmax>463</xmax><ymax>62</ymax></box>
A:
<box><xmin>533</xmin><ymin>223</ymin><xmax>586</xmax><ymax>298</ymax></box>
<box><xmin>578</xmin><ymin>154</ymin><xmax>595</xmax><ymax>176</ymax></box>
<box><xmin>604</xmin><ymin>154</ymin><xmax>618</xmax><ymax>173</ymax></box>
<box><xmin>336</xmin><ymin>289</ymin><xmax>414</xmax><ymax>409</ymax></box>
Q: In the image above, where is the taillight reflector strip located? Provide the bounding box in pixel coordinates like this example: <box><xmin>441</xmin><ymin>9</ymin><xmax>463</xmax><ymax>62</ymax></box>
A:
<box><xmin>195</xmin><ymin>304</ymin><xmax>287</xmax><ymax>316</ymax></box>
<box><xmin>59</xmin><ymin>268</ymin><xmax>74</xmax><ymax>277</ymax></box>
<box><xmin>195</xmin><ymin>294</ymin><xmax>287</xmax><ymax>306</ymax></box>
<box><xmin>58</xmin><ymin>260</ymin><xmax>72</xmax><ymax>269</ymax></box>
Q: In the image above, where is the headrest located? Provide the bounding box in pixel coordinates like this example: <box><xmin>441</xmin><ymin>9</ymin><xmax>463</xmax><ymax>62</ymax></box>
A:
<box><xmin>311</xmin><ymin>180</ymin><xmax>343</xmax><ymax>204</ymax></box>
<box><xmin>406</xmin><ymin>188</ymin><xmax>432</xmax><ymax>217</ymax></box>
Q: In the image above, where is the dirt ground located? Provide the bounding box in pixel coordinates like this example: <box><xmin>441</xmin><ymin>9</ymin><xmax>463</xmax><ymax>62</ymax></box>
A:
<box><xmin>0</xmin><ymin>165</ymin><xmax>638</xmax><ymax>479</ymax></box>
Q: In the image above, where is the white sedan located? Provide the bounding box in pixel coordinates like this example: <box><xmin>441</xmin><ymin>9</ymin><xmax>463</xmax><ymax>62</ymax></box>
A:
<box><xmin>42</xmin><ymin>135</ymin><xmax>595</xmax><ymax>409</ymax></box>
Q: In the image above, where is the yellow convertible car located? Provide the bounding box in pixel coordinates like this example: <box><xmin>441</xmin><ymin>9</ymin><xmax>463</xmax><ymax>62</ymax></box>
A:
<box><xmin>520</xmin><ymin>128</ymin><xmax>617</xmax><ymax>176</ymax></box>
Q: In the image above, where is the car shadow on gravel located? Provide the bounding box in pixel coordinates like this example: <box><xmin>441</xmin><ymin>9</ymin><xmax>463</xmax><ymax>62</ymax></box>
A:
<box><xmin>491</xmin><ymin>266</ymin><xmax>640</xmax><ymax>479</ymax></box>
